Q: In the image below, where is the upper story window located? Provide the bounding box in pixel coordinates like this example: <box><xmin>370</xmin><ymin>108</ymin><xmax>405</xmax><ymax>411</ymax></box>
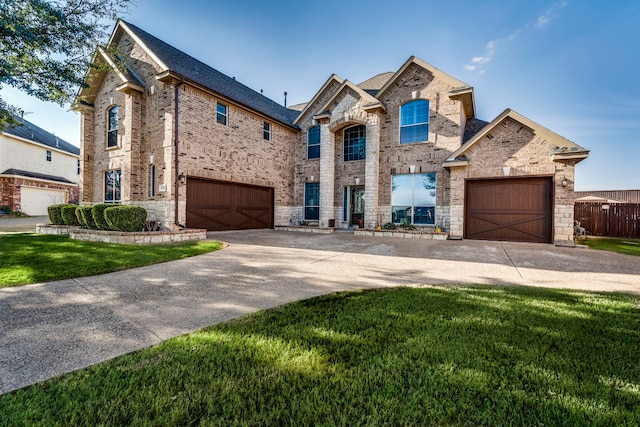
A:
<box><xmin>400</xmin><ymin>100</ymin><xmax>429</xmax><ymax>144</ymax></box>
<box><xmin>307</xmin><ymin>126</ymin><xmax>320</xmax><ymax>159</ymax></box>
<box><xmin>46</xmin><ymin>150</ymin><xmax>52</xmax><ymax>162</ymax></box>
<box><xmin>107</xmin><ymin>106</ymin><xmax>119</xmax><ymax>147</ymax></box>
<box><xmin>343</xmin><ymin>125</ymin><xmax>366</xmax><ymax>161</ymax></box>
<box><xmin>77</xmin><ymin>159</ymin><xmax>80</xmax><ymax>175</ymax></box>
<box><xmin>216</xmin><ymin>102</ymin><xmax>228</xmax><ymax>126</ymax></box>
<box><xmin>263</xmin><ymin>122</ymin><xmax>271</xmax><ymax>140</ymax></box>
<box><xmin>104</xmin><ymin>169</ymin><xmax>122</xmax><ymax>203</ymax></box>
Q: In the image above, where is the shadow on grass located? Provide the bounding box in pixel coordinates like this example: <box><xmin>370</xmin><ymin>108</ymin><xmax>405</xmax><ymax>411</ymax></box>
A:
<box><xmin>2</xmin><ymin>286</ymin><xmax>639</xmax><ymax>426</ymax></box>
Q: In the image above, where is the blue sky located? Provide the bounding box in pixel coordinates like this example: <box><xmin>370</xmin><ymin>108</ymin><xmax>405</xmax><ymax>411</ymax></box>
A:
<box><xmin>3</xmin><ymin>0</ymin><xmax>639</xmax><ymax>190</ymax></box>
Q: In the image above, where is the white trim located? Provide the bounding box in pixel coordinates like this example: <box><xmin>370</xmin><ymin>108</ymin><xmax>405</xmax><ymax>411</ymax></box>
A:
<box><xmin>0</xmin><ymin>174</ymin><xmax>78</xmax><ymax>186</ymax></box>
<box><xmin>1</xmin><ymin>132</ymin><xmax>79</xmax><ymax>158</ymax></box>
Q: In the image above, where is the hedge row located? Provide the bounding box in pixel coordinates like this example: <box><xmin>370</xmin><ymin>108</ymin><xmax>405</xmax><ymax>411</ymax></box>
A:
<box><xmin>47</xmin><ymin>204</ymin><xmax>147</xmax><ymax>232</ymax></box>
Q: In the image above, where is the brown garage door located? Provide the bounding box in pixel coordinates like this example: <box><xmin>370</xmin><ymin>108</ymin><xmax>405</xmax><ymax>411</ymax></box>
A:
<box><xmin>465</xmin><ymin>177</ymin><xmax>553</xmax><ymax>243</ymax></box>
<box><xmin>186</xmin><ymin>178</ymin><xmax>274</xmax><ymax>231</ymax></box>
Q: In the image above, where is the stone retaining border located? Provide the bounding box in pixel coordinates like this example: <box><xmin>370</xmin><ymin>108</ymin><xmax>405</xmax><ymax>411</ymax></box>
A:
<box><xmin>37</xmin><ymin>224</ymin><xmax>206</xmax><ymax>244</ymax></box>
<box><xmin>354</xmin><ymin>229</ymin><xmax>448</xmax><ymax>240</ymax></box>
<box><xmin>275</xmin><ymin>226</ymin><xmax>335</xmax><ymax>234</ymax></box>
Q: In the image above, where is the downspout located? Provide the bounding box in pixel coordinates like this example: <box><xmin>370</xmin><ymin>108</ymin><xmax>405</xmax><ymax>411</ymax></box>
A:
<box><xmin>174</xmin><ymin>79</ymin><xmax>184</xmax><ymax>228</ymax></box>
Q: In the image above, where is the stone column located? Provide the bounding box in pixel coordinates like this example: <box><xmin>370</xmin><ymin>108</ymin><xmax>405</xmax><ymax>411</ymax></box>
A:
<box><xmin>122</xmin><ymin>91</ymin><xmax>142</xmax><ymax>202</ymax></box>
<box><xmin>78</xmin><ymin>107</ymin><xmax>95</xmax><ymax>204</ymax></box>
<box><xmin>319</xmin><ymin>122</ymin><xmax>335</xmax><ymax>228</ymax></box>
<box><xmin>364</xmin><ymin>113</ymin><xmax>380</xmax><ymax>229</ymax></box>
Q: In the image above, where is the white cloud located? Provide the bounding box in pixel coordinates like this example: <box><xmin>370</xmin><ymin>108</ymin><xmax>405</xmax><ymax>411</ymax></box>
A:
<box><xmin>464</xmin><ymin>1</ymin><xmax>567</xmax><ymax>74</ymax></box>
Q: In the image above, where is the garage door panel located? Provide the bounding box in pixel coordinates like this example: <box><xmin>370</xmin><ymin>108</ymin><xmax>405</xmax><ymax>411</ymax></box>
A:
<box><xmin>20</xmin><ymin>187</ymin><xmax>67</xmax><ymax>216</ymax></box>
<box><xmin>465</xmin><ymin>177</ymin><xmax>552</xmax><ymax>243</ymax></box>
<box><xmin>186</xmin><ymin>178</ymin><xmax>274</xmax><ymax>231</ymax></box>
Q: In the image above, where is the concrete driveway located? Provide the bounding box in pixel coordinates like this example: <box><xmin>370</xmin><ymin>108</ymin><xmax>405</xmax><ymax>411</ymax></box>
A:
<box><xmin>1</xmin><ymin>229</ymin><xmax>639</xmax><ymax>394</ymax></box>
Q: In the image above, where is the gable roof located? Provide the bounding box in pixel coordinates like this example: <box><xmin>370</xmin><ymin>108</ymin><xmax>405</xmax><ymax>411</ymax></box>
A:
<box><xmin>293</xmin><ymin>74</ymin><xmax>344</xmax><ymax>125</ymax></box>
<box><xmin>376</xmin><ymin>56</ymin><xmax>476</xmax><ymax>118</ymax></box>
<box><xmin>316</xmin><ymin>80</ymin><xmax>384</xmax><ymax>116</ymax></box>
<box><xmin>462</xmin><ymin>118</ymin><xmax>490</xmax><ymax>144</ymax></box>
<box><xmin>79</xmin><ymin>20</ymin><xmax>298</xmax><ymax>128</ymax></box>
<box><xmin>444</xmin><ymin>108</ymin><xmax>589</xmax><ymax>165</ymax></box>
<box><xmin>357</xmin><ymin>72</ymin><xmax>394</xmax><ymax>96</ymax></box>
<box><xmin>2</xmin><ymin>116</ymin><xmax>79</xmax><ymax>156</ymax></box>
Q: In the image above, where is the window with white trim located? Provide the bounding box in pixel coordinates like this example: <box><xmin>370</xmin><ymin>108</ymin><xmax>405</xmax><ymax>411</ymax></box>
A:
<box><xmin>263</xmin><ymin>122</ymin><xmax>271</xmax><ymax>140</ymax></box>
<box><xmin>391</xmin><ymin>173</ymin><xmax>436</xmax><ymax>225</ymax></box>
<box><xmin>77</xmin><ymin>159</ymin><xmax>80</xmax><ymax>175</ymax></box>
<box><xmin>46</xmin><ymin>150</ymin><xmax>52</xmax><ymax>162</ymax></box>
<box><xmin>400</xmin><ymin>100</ymin><xmax>429</xmax><ymax>144</ymax></box>
<box><xmin>104</xmin><ymin>169</ymin><xmax>122</xmax><ymax>203</ymax></box>
<box><xmin>216</xmin><ymin>102</ymin><xmax>227</xmax><ymax>125</ymax></box>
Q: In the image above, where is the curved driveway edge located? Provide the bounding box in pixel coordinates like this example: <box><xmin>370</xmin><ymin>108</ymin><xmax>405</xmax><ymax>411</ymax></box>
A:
<box><xmin>1</xmin><ymin>230</ymin><xmax>639</xmax><ymax>394</ymax></box>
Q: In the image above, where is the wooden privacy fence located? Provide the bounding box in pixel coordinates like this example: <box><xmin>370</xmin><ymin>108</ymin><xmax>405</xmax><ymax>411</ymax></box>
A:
<box><xmin>574</xmin><ymin>202</ymin><xmax>640</xmax><ymax>238</ymax></box>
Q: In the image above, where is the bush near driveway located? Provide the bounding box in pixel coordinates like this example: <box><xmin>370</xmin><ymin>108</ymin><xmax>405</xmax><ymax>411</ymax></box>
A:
<box><xmin>47</xmin><ymin>204</ymin><xmax>66</xmax><ymax>225</ymax></box>
<box><xmin>91</xmin><ymin>204</ymin><xmax>111</xmax><ymax>230</ymax></box>
<box><xmin>104</xmin><ymin>205</ymin><xmax>147</xmax><ymax>232</ymax></box>
<box><xmin>60</xmin><ymin>205</ymin><xmax>81</xmax><ymax>226</ymax></box>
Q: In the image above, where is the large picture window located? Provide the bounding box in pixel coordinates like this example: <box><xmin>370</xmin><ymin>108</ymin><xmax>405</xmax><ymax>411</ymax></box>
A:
<box><xmin>343</xmin><ymin>125</ymin><xmax>366</xmax><ymax>161</ymax></box>
<box><xmin>304</xmin><ymin>182</ymin><xmax>319</xmax><ymax>220</ymax></box>
<box><xmin>107</xmin><ymin>106</ymin><xmax>119</xmax><ymax>147</ymax></box>
<box><xmin>391</xmin><ymin>173</ymin><xmax>436</xmax><ymax>225</ymax></box>
<box><xmin>104</xmin><ymin>169</ymin><xmax>122</xmax><ymax>203</ymax></box>
<box><xmin>307</xmin><ymin>126</ymin><xmax>320</xmax><ymax>159</ymax></box>
<box><xmin>400</xmin><ymin>100</ymin><xmax>429</xmax><ymax>144</ymax></box>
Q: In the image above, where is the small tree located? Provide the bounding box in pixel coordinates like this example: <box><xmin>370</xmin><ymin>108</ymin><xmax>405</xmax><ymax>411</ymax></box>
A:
<box><xmin>0</xmin><ymin>0</ymin><xmax>133</xmax><ymax>128</ymax></box>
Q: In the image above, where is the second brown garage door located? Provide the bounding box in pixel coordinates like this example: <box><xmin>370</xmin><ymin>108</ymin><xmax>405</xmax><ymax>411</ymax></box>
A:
<box><xmin>465</xmin><ymin>177</ymin><xmax>553</xmax><ymax>243</ymax></box>
<box><xmin>186</xmin><ymin>178</ymin><xmax>274</xmax><ymax>231</ymax></box>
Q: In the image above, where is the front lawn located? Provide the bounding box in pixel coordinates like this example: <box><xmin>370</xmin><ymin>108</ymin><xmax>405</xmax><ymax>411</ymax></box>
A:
<box><xmin>0</xmin><ymin>234</ymin><xmax>222</xmax><ymax>288</ymax></box>
<box><xmin>581</xmin><ymin>237</ymin><xmax>640</xmax><ymax>257</ymax></box>
<box><xmin>2</xmin><ymin>286</ymin><xmax>639</xmax><ymax>426</ymax></box>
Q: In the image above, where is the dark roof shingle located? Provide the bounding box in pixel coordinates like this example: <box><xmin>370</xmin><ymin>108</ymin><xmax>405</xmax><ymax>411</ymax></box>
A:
<box><xmin>462</xmin><ymin>118</ymin><xmax>490</xmax><ymax>144</ymax></box>
<box><xmin>2</xmin><ymin>116</ymin><xmax>79</xmax><ymax>155</ymax></box>
<box><xmin>123</xmin><ymin>21</ymin><xmax>299</xmax><ymax>127</ymax></box>
<box><xmin>1</xmin><ymin>168</ymin><xmax>76</xmax><ymax>184</ymax></box>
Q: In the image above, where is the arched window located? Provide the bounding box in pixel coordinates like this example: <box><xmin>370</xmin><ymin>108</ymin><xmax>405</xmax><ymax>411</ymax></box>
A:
<box><xmin>343</xmin><ymin>125</ymin><xmax>366</xmax><ymax>161</ymax></box>
<box><xmin>400</xmin><ymin>100</ymin><xmax>429</xmax><ymax>144</ymax></box>
<box><xmin>307</xmin><ymin>126</ymin><xmax>320</xmax><ymax>159</ymax></box>
<box><xmin>107</xmin><ymin>106</ymin><xmax>119</xmax><ymax>147</ymax></box>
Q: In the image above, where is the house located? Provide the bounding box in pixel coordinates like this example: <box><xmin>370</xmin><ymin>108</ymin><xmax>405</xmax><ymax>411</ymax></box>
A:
<box><xmin>575</xmin><ymin>190</ymin><xmax>640</xmax><ymax>203</ymax></box>
<box><xmin>75</xmin><ymin>20</ymin><xmax>589</xmax><ymax>245</ymax></box>
<box><xmin>0</xmin><ymin>116</ymin><xmax>80</xmax><ymax>215</ymax></box>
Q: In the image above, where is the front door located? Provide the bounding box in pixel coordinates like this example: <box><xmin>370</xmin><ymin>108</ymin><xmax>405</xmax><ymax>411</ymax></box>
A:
<box><xmin>351</xmin><ymin>186</ymin><xmax>365</xmax><ymax>226</ymax></box>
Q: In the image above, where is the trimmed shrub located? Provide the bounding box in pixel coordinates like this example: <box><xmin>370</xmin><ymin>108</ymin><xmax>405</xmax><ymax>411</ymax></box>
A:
<box><xmin>92</xmin><ymin>204</ymin><xmax>112</xmax><ymax>230</ymax></box>
<box><xmin>76</xmin><ymin>206</ymin><xmax>98</xmax><ymax>229</ymax></box>
<box><xmin>60</xmin><ymin>205</ymin><xmax>81</xmax><ymax>226</ymax></box>
<box><xmin>104</xmin><ymin>206</ymin><xmax>147</xmax><ymax>232</ymax></box>
<box><xmin>47</xmin><ymin>204</ymin><xmax>66</xmax><ymax>225</ymax></box>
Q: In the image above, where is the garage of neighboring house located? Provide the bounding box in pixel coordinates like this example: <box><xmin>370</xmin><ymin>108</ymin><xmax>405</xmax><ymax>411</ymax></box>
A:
<box><xmin>464</xmin><ymin>177</ymin><xmax>553</xmax><ymax>243</ymax></box>
<box><xmin>20</xmin><ymin>186</ymin><xmax>68</xmax><ymax>216</ymax></box>
<box><xmin>186</xmin><ymin>177</ymin><xmax>274</xmax><ymax>231</ymax></box>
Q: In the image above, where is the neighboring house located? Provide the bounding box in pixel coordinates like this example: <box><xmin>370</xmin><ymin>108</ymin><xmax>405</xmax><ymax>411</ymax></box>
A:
<box><xmin>0</xmin><ymin>116</ymin><xmax>80</xmax><ymax>215</ymax></box>
<box><xmin>575</xmin><ymin>190</ymin><xmax>640</xmax><ymax>203</ymax></box>
<box><xmin>76</xmin><ymin>20</ymin><xmax>589</xmax><ymax>245</ymax></box>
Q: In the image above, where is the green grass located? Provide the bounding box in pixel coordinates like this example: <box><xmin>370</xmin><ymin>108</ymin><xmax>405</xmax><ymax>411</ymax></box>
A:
<box><xmin>581</xmin><ymin>237</ymin><xmax>640</xmax><ymax>256</ymax></box>
<box><xmin>2</xmin><ymin>286</ymin><xmax>639</xmax><ymax>426</ymax></box>
<box><xmin>0</xmin><ymin>233</ymin><xmax>222</xmax><ymax>287</ymax></box>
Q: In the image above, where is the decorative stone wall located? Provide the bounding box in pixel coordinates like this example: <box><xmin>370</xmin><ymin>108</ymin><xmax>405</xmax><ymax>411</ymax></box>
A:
<box><xmin>69</xmin><ymin>228</ymin><xmax>206</xmax><ymax>244</ymax></box>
